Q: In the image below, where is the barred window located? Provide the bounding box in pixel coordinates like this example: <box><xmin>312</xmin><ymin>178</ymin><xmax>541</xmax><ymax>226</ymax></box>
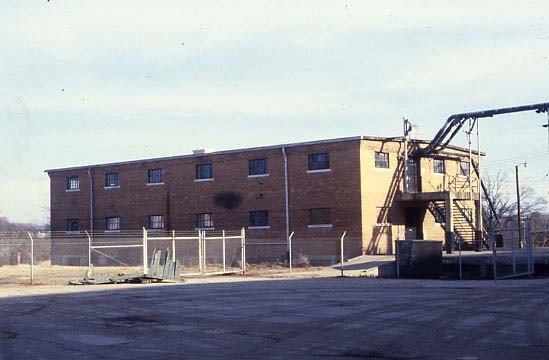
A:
<box><xmin>196</xmin><ymin>164</ymin><xmax>213</xmax><ymax>180</ymax></box>
<box><xmin>309</xmin><ymin>208</ymin><xmax>331</xmax><ymax>225</ymax></box>
<box><xmin>196</xmin><ymin>213</ymin><xmax>214</xmax><ymax>229</ymax></box>
<box><xmin>67</xmin><ymin>218</ymin><xmax>79</xmax><ymax>232</ymax></box>
<box><xmin>249</xmin><ymin>159</ymin><xmax>268</xmax><ymax>176</ymax></box>
<box><xmin>106</xmin><ymin>173</ymin><xmax>119</xmax><ymax>187</ymax></box>
<box><xmin>66</xmin><ymin>176</ymin><xmax>80</xmax><ymax>190</ymax></box>
<box><xmin>148</xmin><ymin>169</ymin><xmax>163</xmax><ymax>184</ymax></box>
<box><xmin>433</xmin><ymin>159</ymin><xmax>445</xmax><ymax>174</ymax></box>
<box><xmin>459</xmin><ymin>161</ymin><xmax>470</xmax><ymax>176</ymax></box>
<box><xmin>148</xmin><ymin>215</ymin><xmax>164</xmax><ymax>230</ymax></box>
<box><xmin>308</xmin><ymin>153</ymin><xmax>330</xmax><ymax>171</ymax></box>
<box><xmin>250</xmin><ymin>210</ymin><xmax>269</xmax><ymax>227</ymax></box>
<box><xmin>106</xmin><ymin>217</ymin><xmax>120</xmax><ymax>231</ymax></box>
<box><xmin>375</xmin><ymin>152</ymin><xmax>389</xmax><ymax>168</ymax></box>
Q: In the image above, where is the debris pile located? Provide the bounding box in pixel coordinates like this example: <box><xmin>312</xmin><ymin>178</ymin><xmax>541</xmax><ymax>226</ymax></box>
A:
<box><xmin>70</xmin><ymin>248</ymin><xmax>181</xmax><ymax>285</ymax></box>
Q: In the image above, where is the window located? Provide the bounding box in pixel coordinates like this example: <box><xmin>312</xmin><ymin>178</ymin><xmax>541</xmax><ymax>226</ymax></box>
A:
<box><xmin>66</xmin><ymin>219</ymin><xmax>79</xmax><ymax>232</ymax></box>
<box><xmin>148</xmin><ymin>215</ymin><xmax>164</xmax><ymax>230</ymax></box>
<box><xmin>66</xmin><ymin>176</ymin><xmax>79</xmax><ymax>190</ymax></box>
<box><xmin>196</xmin><ymin>213</ymin><xmax>214</xmax><ymax>229</ymax></box>
<box><xmin>148</xmin><ymin>169</ymin><xmax>163</xmax><ymax>184</ymax></box>
<box><xmin>105</xmin><ymin>217</ymin><xmax>120</xmax><ymax>231</ymax></box>
<box><xmin>433</xmin><ymin>159</ymin><xmax>445</xmax><ymax>174</ymax></box>
<box><xmin>309</xmin><ymin>208</ymin><xmax>331</xmax><ymax>226</ymax></box>
<box><xmin>196</xmin><ymin>164</ymin><xmax>213</xmax><ymax>180</ymax></box>
<box><xmin>106</xmin><ymin>173</ymin><xmax>119</xmax><ymax>187</ymax></box>
<box><xmin>308</xmin><ymin>153</ymin><xmax>330</xmax><ymax>171</ymax></box>
<box><xmin>375</xmin><ymin>152</ymin><xmax>389</xmax><ymax>168</ymax></box>
<box><xmin>250</xmin><ymin>211</ymin><xmax>269</xmax><ymax>227</ymax></box>
<box><xmin>459</xmin><ymin>161</ymin><xmax>470</xmax><ymax>176</ymax></box>
<box><xmin>249</xmin><ymin>159</ymin><xmax>268</xmax><ymax>176</ymax></box>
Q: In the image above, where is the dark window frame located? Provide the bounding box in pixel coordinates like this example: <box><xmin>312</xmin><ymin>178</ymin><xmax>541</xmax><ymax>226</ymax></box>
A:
<box><xmin>459</xmin><ymin>161</ymin><xmax>470</xmax><ymax>177</ymax></box>
<box><xmin>309</xmin><ymin>208</ymin><xmax>332</xmax><ymax>226</ymax></box>
<box><xmin>249</xmin><ymin>210</ymin><xmax>269</xmax><ymax>227</ymax></box>
<box><xmin>148</xmin><ymin>215</ymin><xmax>164</xmax><ymax>230</ymax></box>
<box><xmin>148</xmin><ymin>169</ymin><xmax>163</xmax><ymax>184</ymax></box>
<box><xmin>249</xmin><ymin>159</ymin><xmax>268</xmax><ymax>176</ymax></box>
<box><xmin>66</xmin><ymin>176</ymin><xmax>80</xmax><ymax>190</ymax></box>
<box><xmin>196</xmin><ymin>213</ymin><xmax>214</xmax><ymax>229</ymax></box>
<box><xmin>105</xmin><ymin>217</ymin><xmax>120</xmax><ymax>231</ymax></box>
<box><xmin>66</xmin><ymin>218</ymin><xmax>79</xmax><ymax>232</ymax></box>
<box><xmin>374</xmin><ymin>152</ymin><xmax>390</xmax><ymax>169</ymax></box>
<box><xmin>196</xmin><ymin>164</ymin><xmax>213</xmax><ymax>180</ymax></box>
<box><xmin>308</xmin><ymin>153</ymin><xmax>330</xmax><ymax>171</ymax></box>
<box><xmin>433</xmin><ymin>159</ymin><xmax>445</xmax><ymax>174</ymax></box>
<box><xmin>105</xmin><ymin>173</ymin><xmax>120</xmax><ymax>187</ymax></box>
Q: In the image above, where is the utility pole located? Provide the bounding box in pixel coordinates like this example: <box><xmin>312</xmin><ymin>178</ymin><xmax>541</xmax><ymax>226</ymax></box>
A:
<box><xmin>515</xmin><ymin>162</ymin><xmax>527</xmax><ymax>249</ymax></box>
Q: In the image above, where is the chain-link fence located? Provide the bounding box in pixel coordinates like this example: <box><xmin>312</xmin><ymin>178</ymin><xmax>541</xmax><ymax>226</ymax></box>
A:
<box><xmin>491</xmin><ymin>220</ymin><xmax>537</xmax><ymax>279</ymax></box>
<box><xmin>1</xmin><ymin>229</ymin><xmax>361</xmax><ymax>284</ymax></box>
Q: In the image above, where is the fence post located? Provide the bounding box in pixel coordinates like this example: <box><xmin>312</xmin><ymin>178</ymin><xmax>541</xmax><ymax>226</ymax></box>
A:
<box><xmin>203</xmin><ymin>230</ymin><xmax>208</xmax><ymax>275</ymax></box>
<box><xmin>172</xmin><ymin>230</ymin><xmax>176</xmax><ymax>262</ymax></box>
<box><xmin>396</xmin><ymin>240</ymin><xmax>400</xmax><ymax>279</ymax></box>
<box><xmin>222</xmin><ymin>230</ymin><xmax>226</xmax><ymax>273</ymax></box>
<box><xmin>27</xmin><ymin>232</ymin><xmax>34</xmax><ymax>284</ymax></box>
<box><xmin>85</xmin><ymin>230</ymin><xmax>92</xmax><ymax>268</ymax></box>
<box><xmin>491</xmin><ymin>229</ymin><xmax>497</xmax><ymax>281</ymax></box>
<box><xmin>340</xmin><ymin>231</ymin><xmax>347</xmax><ymax>277</ymax></box>
<box><xmin>198</xmin><ymin>230</ymin><xmax>203</xmax><ymax>275</ymax></box>
<box><xmin>143</xmin><ymin>228</ymin><xmax>148</xmax><ymax>275</ymax></box>
<box><xmin>241</xmin><ymin>227</ymin><xmax>246</xmax><ymax>275</ymax></box>
<box><xmin>288</xmin><ymin>231</ymin><xmax>295</xmax><ymax>277</ymax></box>
<box><xmin>458</xmin><ymin>233</ymin><xmax>462</xmax><ymax>280</ymax></box>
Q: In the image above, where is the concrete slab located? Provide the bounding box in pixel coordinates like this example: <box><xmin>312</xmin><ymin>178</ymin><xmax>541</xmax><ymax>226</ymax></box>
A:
<box><xmin>1</xmin><ymin>278</ymin><xmax>548</xmax><ymax>359</ymax></box>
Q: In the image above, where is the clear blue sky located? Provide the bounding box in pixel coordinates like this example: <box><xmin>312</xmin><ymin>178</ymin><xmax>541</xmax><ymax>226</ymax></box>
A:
<box><xmin>1</xmin><ymin>0</ymin><xmax>549</xmax><ymax>224</ymax></box>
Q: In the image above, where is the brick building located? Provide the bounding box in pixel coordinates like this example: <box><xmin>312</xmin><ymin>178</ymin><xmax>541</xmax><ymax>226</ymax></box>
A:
<box><xmin>46</xmin><ymin>136</ymin><xmax>483</xmax><ymax>264</ymax></box>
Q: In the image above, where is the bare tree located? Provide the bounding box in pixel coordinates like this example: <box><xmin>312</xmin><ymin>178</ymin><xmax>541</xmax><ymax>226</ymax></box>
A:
<box><xmin>483</xmin><ymin>171</ymin><xmax>548</xmax><ymax>230</ymax></box>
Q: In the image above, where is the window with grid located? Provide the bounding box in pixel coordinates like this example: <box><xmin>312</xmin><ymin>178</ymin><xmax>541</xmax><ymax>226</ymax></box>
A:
<box><xmin>105</xmin><ymin>217</ymin><xmax>120</xmax><ymax>231</ymax></box>
<box><xmin>105</xmin><ymin>173</ymin><xmax>119</xmax><ymax>187</ymax></box>
<box><xmin>309</xmin><ymin>208</ymin><xmax>331</xmax><ymax>225</ymax></box>
<box><xmin>249</xmin><ymin>159</ymin><xmax>268</xmax><ymax>176</ymax></box>
<box><xmin>374</xmin><ymin>152</ymin><xmax>389</xmax><ymax>168</ymax></box>
<box><xmin>148</xmin><ymin>215</ymin><xmax>164</xmax><ymax>230</ymax></box>
<box><xmin>459</xmin><ymin>161</ymin><xmax>470</xmax><ymax>176</ymax></box>
<box><xmin>66</xmin><ymin>176</ymin><xmax>80</xmax><ymax>190</ymax></box>
<box><xmin>250</xmin><ymin>210</ymin><xmax>269</xmax><ymax>227</ymax></box>
<box><xmin>66</xmin><ymin>219</ymin><xmax>79</xmax><ymax>232</ymax></box>
<box><xmin>148</xmin><ymin>169</ymin><xmax>163</xmax><ymax>184</ymax></box>
<box><xmin>196</xmin><ymin>164</ymin><xmax>213</xmax><ymax>180</ymax></box>
<box><xmin>196</xmin><ymin>213</ymin><xmax>214</xmax><ymax>229</ymax></box>
<box><xmin>433</xmin><ymin>159</ymin><xmax>445</xmax><ymax>174</ymax></box>
<box><xmin>308</xmin><ymin>153</ymin><xmax>330</xmax><ymax>171</ymax></box>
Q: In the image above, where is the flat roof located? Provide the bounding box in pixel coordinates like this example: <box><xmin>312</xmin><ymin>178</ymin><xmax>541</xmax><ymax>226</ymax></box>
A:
<box><xmin>45</xmin><ymin>135</ymin><xmax>482</xmax><ymax>173</ymax></box>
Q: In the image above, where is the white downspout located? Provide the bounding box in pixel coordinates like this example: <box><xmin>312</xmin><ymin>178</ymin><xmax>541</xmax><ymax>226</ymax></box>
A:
<box><xmin>282</xmin><ymin>147</ymin><xmax>290</xmax><ymax>259</ymax></box>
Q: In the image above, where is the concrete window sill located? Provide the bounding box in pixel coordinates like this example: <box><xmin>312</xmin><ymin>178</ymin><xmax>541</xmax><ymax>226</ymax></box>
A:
<box><xmin>248</xmin><ymin>174</ymin><xmax>269</xmax><ymax>178</ymax></box>
<box><xmin>195</xmin><ymin>178</ymin><xmax>214</xmax><ymax>183</ymax></box>
<box><xmin>308</xmin><ymin>224</ymin><xmax>333</xmax><ymax>229</ymax></box>
<box><xmin>104</xmin><ymin>186</ymin><xmax>120</xmax><ymax>189</ymax></box>
<box><xmin>65</xmin><ymin>189</ymin><xmax>80</xmax><ymax>193</ymax></box>
<box><xmin>248</xmin><ymin>226</ymin><xmax>271</xmax><ymax>230</ymax></box>
<box><xmin>306</xmin><ymin>169</ymin><xmax>331</xmax><ymax>174</ymax></box>
<box><xmin>196</xmin><ymin>227</ymin><xmax>215</xmax><ymax>231</ymax></box>
<box><xmin>147</xmin><ymin>182</ymin><xmax>164</xmax><ymax>186</ymax></box>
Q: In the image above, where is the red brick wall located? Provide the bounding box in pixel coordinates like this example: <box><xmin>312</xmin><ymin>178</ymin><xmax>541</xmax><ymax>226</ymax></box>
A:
<box><xmin>48</xmin><ymin>139</ymin><xmax>364</xmax><ymax>260</ymax></box>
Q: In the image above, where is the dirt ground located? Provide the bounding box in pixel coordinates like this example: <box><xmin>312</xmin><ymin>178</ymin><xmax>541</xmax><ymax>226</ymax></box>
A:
<box><xmin>0</xmin><ymin>276</ymin><xmax>548</xmax><ymax>360</ymax></box>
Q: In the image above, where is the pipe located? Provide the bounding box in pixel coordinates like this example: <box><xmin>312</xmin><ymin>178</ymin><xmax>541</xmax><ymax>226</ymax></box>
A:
<box><xmin>282</xmin><ymin>147</ymin><xmax>290</xmax><ymax>258</ymax></box>
<box><xmin>87</xmin><ymin>168</ymin><xmax>94</xmax><ymax>234</ymax></box>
